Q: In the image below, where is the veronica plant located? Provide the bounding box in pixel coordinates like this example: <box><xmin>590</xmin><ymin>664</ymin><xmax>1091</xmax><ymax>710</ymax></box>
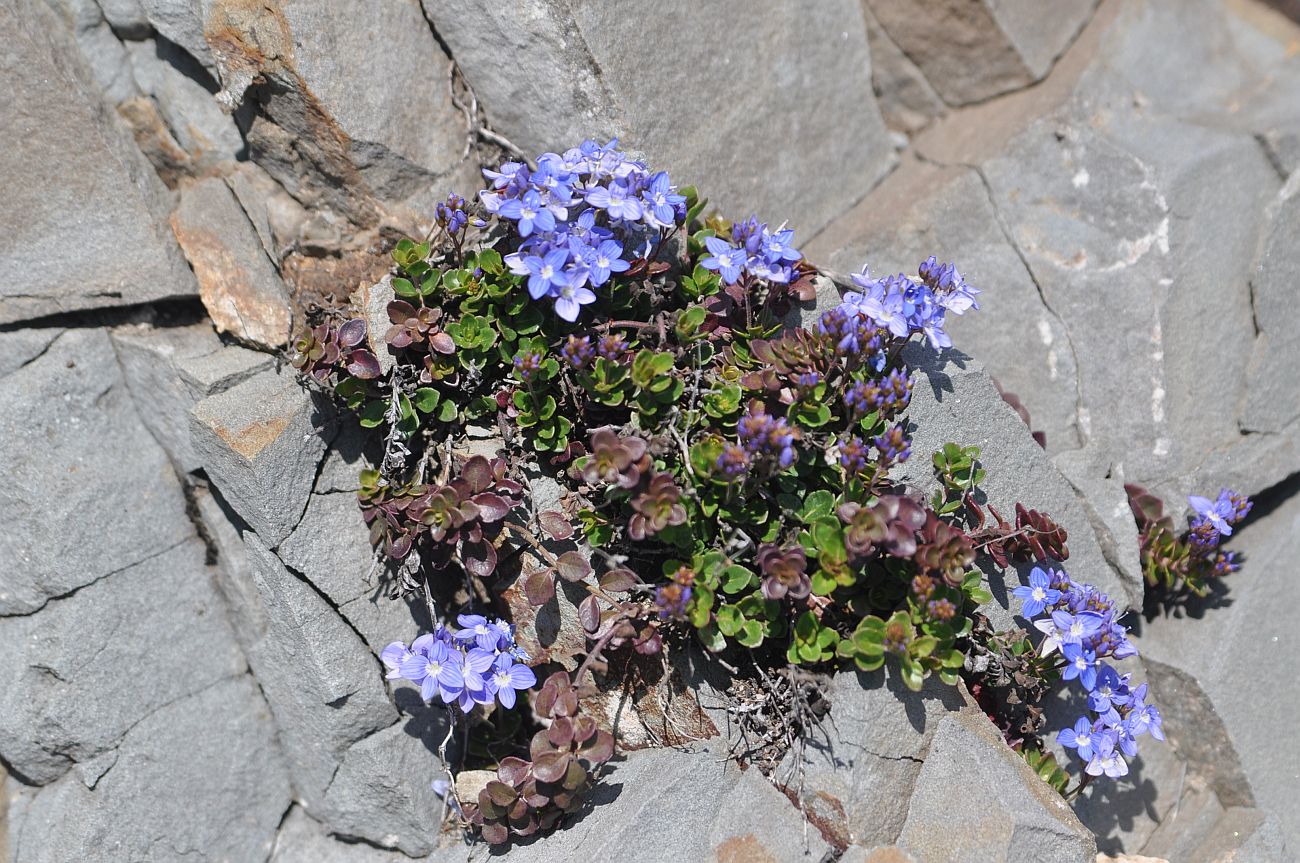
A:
<box><xmin>1126</xmin><ymin>485</ymin><xmax>1251</xmax><ymax>595</ymax></box>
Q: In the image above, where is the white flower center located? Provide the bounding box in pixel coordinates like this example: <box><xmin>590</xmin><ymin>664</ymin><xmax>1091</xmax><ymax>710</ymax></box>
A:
<box><xmin>522</xmin><ymin>206</ymin><xmax>536</xmax><ymax>218</ymax></box>
<box><xmin>1032</xmin><ymin>586</ymin><xmax>1046</xmax><ymax>601</ymax></box>
<box><xmin>540</xmin><ymin>265</ymin><xmax>554</xmax><ymax>279</ymax></box>
<box><xmin>596</xmin><ymin>255</ymin><xmax>610</xmax><ymax>267</ymax></box>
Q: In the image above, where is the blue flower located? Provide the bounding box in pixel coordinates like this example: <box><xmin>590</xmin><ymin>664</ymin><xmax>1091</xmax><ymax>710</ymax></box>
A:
<box><xmin>1050</xmin><ymin>609</ymin><xmax>1105</xmax><ymax>646</ymax></box>
<box><xmin>1085</xmin><ymin>739</ymin><xmax>1129</xmax><ymax>779</ymax></box>
<box><xmin>380</xmin><ymin>641</ymin><xmax>412</xmax><ymax>680</ymax></box>
<box><xmin>1087</xmin><ymin>664</ymin><xmax>1130</xmax><ymax>713</ymax></box>
<box><xmin>523</xmin><ymin>249</ymin><xmax>572</xmax><ymax>299</ymax></box>
<box><xmin>702</xmin><ymin>236</ymin><xmax>746</xmax><ymax>285</ymax></box>
<box><xmin>498</xmin><ymin>189</ymin><xmax>556</xmax><ymax>237</ymax></box>
<box><xmin>641</xmin><ymin>171</ymin><xmax>684</xmax><ymax>228</ymax></box>
<box><xmin>1058</xmin><ymin>716</ymin><xmax>1100</xmax><ymax>761</ymax></box>
<box><xmin>399</xmin><ymin>640</ymin><xmax>465</xmax><ymax>704</ymax></box>
<box><xmin>585</xmin><ymin>180</ymin><xmax>643</xmax><ymax>222</ymax></box>
<box><xmin>587</xmin><ymin>239</ymin><xmax>630</xmax><ymax>287</ymax></box>
<box><xmin>1012</xmin><ymin>566</ymin><xmax>1063</xmax><ymax>618</ymax></box>
<box><xmin>1061</xmin><ymin>643</ymin><xmax>1098</xmax><ymax>691</ymax></box>
<box><xmin>486</xmin><ymin>654</ymin><xmax>537</xmax><ymax>709</ymax></box>
<box><xmin>554</xmin><ymin>282</ymin><xmax>598</xmax><ymax>322</ymax></box>
<box><xmin>1189</xmin><ymin>493</ymin><xmax>1234</xmax><ymax>537</ymax></box>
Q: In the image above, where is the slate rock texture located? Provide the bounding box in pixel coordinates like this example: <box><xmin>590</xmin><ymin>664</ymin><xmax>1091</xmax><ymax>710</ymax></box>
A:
<box><xmin>189</xmin><ymin>366</ymin><xmax>329</xmax><ymax>545</ymax></box>
<box><xmin>0</xmin><ymin>539</ymin><xmax>245</xmax><ymax>786</ymax></box>
<box><xmin>0</xmin><ymin>329</ymin><xmax>193</xmax><ymax>616</ymax></box>
<box><xmin>424</xmin><ymin>0</ymin><xmax>895</xmax><ymax>237</ymax></box>
<box><xmin>897</xmin><ymin>709</ymin><xmax>1097</xmax><ymax>863</ymax></box>
<box><xmin>778</xmin><ymin>669</ymin><xmax>965</xmax><ymax>849</ymax></box>
<box><xmin>8</xmin><ymin>675</ymin><xmax>290</xmax><ymax>863</ymax></box>
<box><xmin>0</xmin><ymin>0</ymin><xmax>195</xmax><ymax>325</ymax></box>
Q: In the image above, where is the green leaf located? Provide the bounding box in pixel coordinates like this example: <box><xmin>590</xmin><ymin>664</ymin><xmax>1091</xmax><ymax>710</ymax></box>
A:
<box><xmin>412</xmin><ymin>387</ymin><xmax>440</xmax><ymax>413</ymax></box>
<box><xmin>799</xmin><ymin>491</ymin><xmax>836</xmax><ymax>524</ymax></box>
<box><xmin>392</xmin><ymin>277</ymin><xmax>418</xmax><ymax>299</ymax></box>
<box><xmin>358</xmin><ymin>400</ymin><xmax>387</xmax><ymax>428</ymax></box>
<box><xmin>436</xmin><ymin>400</ymin><xmax>457</xmax><ymax>423</ymax></box>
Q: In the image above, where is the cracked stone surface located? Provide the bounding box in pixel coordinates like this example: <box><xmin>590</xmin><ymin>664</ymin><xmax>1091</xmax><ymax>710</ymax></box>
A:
<box><xmin>0</xmin><ymin>0</ymin><xmax>196</xmax><ymax>325</ymax></box>
<box><xmin>0</xmin><ymin>539</ymin><xmax>245</xmax><ymax>785</ymax></box>
<box><xmin>777</xmin><ymin>669</ymin><xmax>965</xmax><ymax>849</ymax></box>
<box><xmin>423</xmin><ymin>0</ymin><xmax>895</xmax><ymax>237</ymax></box>
<box><xmin>9</xmin><ymin>675</ymin><xmax>290</xmax><ymax>863</ymax></box>
<box><xmin>0</xmin><ymin>329</ymin><xmax>194</xmax><ymax>616</ymax></box>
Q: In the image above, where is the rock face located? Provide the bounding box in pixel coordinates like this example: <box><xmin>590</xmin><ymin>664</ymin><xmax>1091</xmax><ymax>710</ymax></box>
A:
<box><xmin>897</xmin><ymin>710</ymin><xmax>1097</xmax><ymax>862</ymax></box>
<box><xmin>0</xmin><ymin>0</ymin><xmax>195</xmax><ymax>325</ymax></box>
<box><xmin>778</xmin><ymin>669</ymin><xmax>966</xmax><ymax>848</ymax></box>
<box><xmin>865</xmin><ymin>0</ymin><xmax>1097</xmax><ymax>105</ymax></box>
<box><xmin>189</xmin><ymin>367</ymin><xmax>328</xmax><ymax>545</ymax></box>
<box><xmin>0</xmin><ymin>329</ymin><xmax>193</xmax><ymax>616</ymax></box>
<box><xmin>9</xmin><ymin>675</ymin><xmax>290</xmax><ymax>863</ymax></box>
<box><xmin>423</xmin><ymin>0</ymin><xmax>896</xmax><ymax>237</ymax></box>
<box><xmin>0</xmin><ymin>539</ymin><xmax>245</xmax><ymax>785</ymax></box>
<box><xmin>171</xmin><ymin>177</ymin><xmax>293</xmax><ymax>348</ymax></box>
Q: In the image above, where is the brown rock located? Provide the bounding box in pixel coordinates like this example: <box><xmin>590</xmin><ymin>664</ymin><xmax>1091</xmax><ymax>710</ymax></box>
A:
<box><xmin>171</xmin><ymin>176</ymin><xmax>292</xmax><ymax>349</ymax></box>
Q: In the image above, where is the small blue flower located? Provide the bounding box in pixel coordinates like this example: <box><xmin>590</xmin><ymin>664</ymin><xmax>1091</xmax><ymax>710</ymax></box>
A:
<box><xmin>523</xmin><ymin>249</ymin><xmax>572</xmax><ymax>300</ymax></box>
<box><xmin>486</xmin><ymin>654</ymin><xmax>537</xmax><ymax>709</ymax></box>
<box><xmin>1051</xmin><ymin>609</ymin><xmax>1105</xmax><ymax>646</ymax></box>
<box><xmin>1058</xmin><ymin>716</ymin><xmax>1099</xmax><ymax>761</ymax></box>
<box><xmin>1012</xmin><ymin>566</ymin><xmax>1063</xmax><ymax>618</ymax></box>
<box><xmin>587</xmin><ymin>239</ymin><xmax>630</xmax><ymax>287</ymax></box>
<box><xmin>498</xmin><ymin>189</ymin><xmax>556</xmax><ymax>237</ymax></box>
<box><xmin>553</xmin><ymin>282</ymin><xmax>598</xmax><ymax>322</ymax></box>
<box><xmin>641</xmin><ymin>171</ymin><xmax>684</xmax><ymax>228</ymax></box>
<box><xmin>1087</xmin><ymin>664</ymin><xmax>1129</xmax><ymax>713</ymax></box>
<box><xmin>1189</xmin><ymin>493</ymin><xmax>1234</xmax><ymax>537</ymax></box>
<box><xmin>399</xmin><ymin>640</ymin><xmax>465</xmax><ymax>704</ymax></box>
<box><xmin>701</xmin><ymin>237</ymin><xmax>746</xmax><ymax>285</ymax></box>
<box><xmin>1061</xmin><ymin>643</ymin><xmax>1099</xmax><ymax>691</ymax></box>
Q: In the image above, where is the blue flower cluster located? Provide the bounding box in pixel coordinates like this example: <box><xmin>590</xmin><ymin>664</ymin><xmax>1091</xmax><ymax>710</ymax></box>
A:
<box><xmin>479</xmin><ymin>139</ymin><xmax>686</xmax><ymax>321</ymax></box>
<box><xmin>1187</xmin><ymin>488</ymin><xmax>1251</xmax><ymax>549</ymax></box>
<box><xmin>730</xmin><ymin>402</ymin><xmax>798</xmax><ymax>471</ymax></box>
<box><xmin>381</xmin><ymin>615</ymin><xmax>537</xmax><ymax>712</ymax></box>
<box><xmin>836</xmin><ymin>256</ymin><xmax>981</xmax><ymax>350</ymax></box>
<box><xmin>1013</xmin><ymin>567</ymin><xmax>1163</xmax><ymax>780</ymax></box>
<box><xmin>699</xmin><ymin>215</ymin><xmax>803</xmax><ymax>285</ymax></box>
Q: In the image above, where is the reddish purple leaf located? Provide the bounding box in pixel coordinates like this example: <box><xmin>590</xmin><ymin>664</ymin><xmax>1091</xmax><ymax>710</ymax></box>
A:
<box><xmin>472</xmin><ymin>492</ymin><xmax>513</xmax><ymax>523</ymax></box>
<box><xmin>461</xmin><ymin>537</ymin><xmax>497</xmax><ymax>578</ymax></box>
<box><xmin>345</xmin><ymin>350</ymin><xmax>381</xmax><ymax>380</ymax></box>
<box><xmin>386</xmin><ymin>299</ymin><xmax>416</xmax><ymax>323</ymax></box>
<box><xmin>555</xmin><ymin>551</ymin><xmax>592</xmax><ymax>583</ymax></box>
<box><xmin>538</xmin><ymin>510</ymin><xmax>574</xmax><ymax>541</ymax></box>
<box><xmin>523</xmin><ymin>570</ymin><xmax>555</xmax><ymax>606</ymax></box>
<box><xmin>578</xmin><ymin>595</ymin><xmax>600</xmax><ymax>634</ymax></box>
<box><xmin>532</xmin><ymin>750</ymin><xmax>571</xmax><ymax>784</ymax></box>
<box><xmin>461</xmin><ymin>455</ymin><xmax>494</xmax><ymax>493</ymax></box>
<box><xmin>337</xmin><ymin>318</ymin><xmax>367</xmax><ymax>347</ymax></box>
<box><xmin>498</xmin><ymin>756</ymin><xmax>530</xmax><ymax>787</ymax></box>
<box><xmin>580</xmin><ymin>730</ymin><xmax>615</xmax><ymax>765</ymax></box>
<box><xmin>429</xmin><ymin>332</ymin><xmax>456</xmax><ymax>355</ymax></box>
<box><xmin>599</xmin><ymin>568</ymin><xmax>638</xmax><ymax>592</ymax></box>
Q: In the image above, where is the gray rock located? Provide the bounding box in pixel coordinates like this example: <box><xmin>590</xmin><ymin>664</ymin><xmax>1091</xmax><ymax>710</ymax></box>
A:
<box><xmin>865</xmin><ymin>0</ymin><xmax>1097</xmax><ymax>105</ymax></box>
<box><xmin>0</xmin><ymin>539</ymin><xmax>245</xmax><ymax>786</ymax></box>
<box><xmin>807</xmin><ymin>161</ymin><xmax>1083</xmax><ymax>452</ymax></box>
<box><xmin>0</xmin><ymin>329</ymin><xmax>193</xmax><ymax>616</ymax></box>
<box><xmin>224</xmin><ymin>161</ymin><xmax>299</xmax><ymax>261</ymax></box>
<box><xmin>189</xmin><ymin>366</ymin><xmax>328</xmax><ymax>546</ymax></box>
<box><xmin>0</xmin><ymin>0</ymin><xmax>196</xmax><ymax>324</ymax></box>
<box><xmin>777</xmin><ymin>668</ymin><xmax>964</xmax><ymax>848</ymax></box>
<box><xmin>1138</xmin><ymin>487</ymin><xmax>1300</xmax><ymax>852</ymax></box>
<box><xmin>425</xmin><ymin>0</ymin><xmax>894</xmax><ymax>237</ymax></box>
<box><xmin>861</xmin><ymin>4</ymin><xmax>945</xmax><ymax>135</ymax></box>
<box><xmin>45</xmin><ymin>0</ymin><xmax>140</xmax><ymax>103</ymax></box>
<box><xmin>10</xmin><ymin>675</ymin><xmax>290</xmax><ymax>863</ymax></box>
<box><xmin>320</xmin><ymin>720</ymin><xmax>453</xmax><ymax>857</ymax></box>
<box><xmin>897</xmin><ymin>709</ymin><xmax>1097</xmax><ymax>863</ymax></box>
<box><xmin>274</xmin><ymin>0</ymin><xmax>470</xmax><ymax>205</ymax></box>
<box><xmin>124</xmin><ymin>39</ymin><xmax>243</xmax><ymax>166</ymax></box>
<box><xmin>171</xmin><ymin>176</ymin><xmax>292</xmax><ymax>349</ymax></box>
<box><xmin>270</xmin><ymin>805</ymin><xmax>422</xmax><ymax>863</ymax></box>
<box><xmin>350</xmin><ymin>277</ymin><xmax>397</xmax><ymax>377</ymax></box>
<box><xmin>236</xmin><ymin>534</ymin><xmax>397</xmax><ymax>810</ymax></box>
<box><xmin>110</xmin><ymin>321</ymin><xmax>271</xmax><ymax>473</ymax></box>
<box><xmin>895</xmin><ymin>346</ymin><xmax>1139</xmax><ymax>614</ymax></box>
<box><xmin>497</xmin><ymin>742</ymin><xmax>828</xmax><ymax>862</ymax></box>
<box><xmin>278</xmin><ymin>490</ymin><xmax>377</xmax><ymax>607</ymax></box>
<box><xmin>1051</xmin><ymin>448</ymin><xmax>1143</xmax><ymax>601</ymax></box>
<box><xmin>0</xmin><ymin>328</ymin><xmax>63</xmax><ymax>378</ymax></box>
<box><xmin>137</xmin><ymin>0</ymin><xmax>221</xmax><ymax>73</ymax></box>
<box><xmin>1242</xmin><ymin>173</ymin><xmax>1300</xmax><ymax>432</ymax></box>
